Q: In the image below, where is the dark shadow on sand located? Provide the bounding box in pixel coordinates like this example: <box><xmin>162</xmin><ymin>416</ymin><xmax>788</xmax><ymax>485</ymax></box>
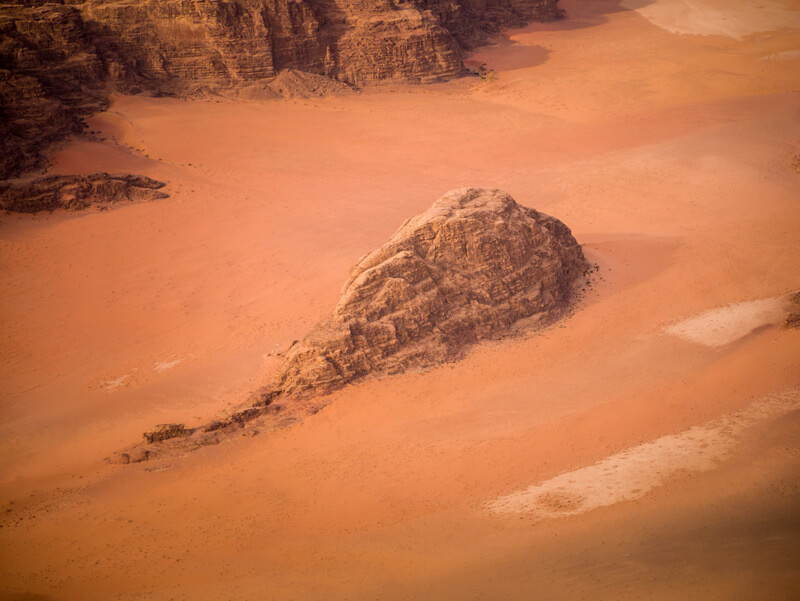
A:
<box><xmin>512</xmin><ymin>0</ymin><xmax>656</xmax><ymax>34</ymax></box>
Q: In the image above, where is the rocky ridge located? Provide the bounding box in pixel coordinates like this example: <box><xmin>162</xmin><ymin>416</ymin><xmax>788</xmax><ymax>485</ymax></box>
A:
<box><xmin>1</xmin><ymin>0</ymin><xmax>560</xmax><ymax>179</ymax></box>
<box><xmin>0</xmin><ymin>173</ymin><xmax>168</xmax><ymax>213</ymax></box>
<box><xmin>119</xmin><ymin>188</ymin><xmax>588</xmax><ymax>463</ymax></box>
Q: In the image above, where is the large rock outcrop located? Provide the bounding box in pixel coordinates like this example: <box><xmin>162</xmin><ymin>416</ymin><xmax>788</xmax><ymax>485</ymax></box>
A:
<box><xmin>0</xmin><ymin>0</ymin><xmax>560</xmax><ymax>180</ymax></box>
<box><xmin>119</xmin><ymin>187</ymin><xmax>586</xmax><ymax>462</ymax></box>
<box><xmin>274</xmin><ymin>187</ymin><xmax>587</xmax><ymax>395</ymax></box>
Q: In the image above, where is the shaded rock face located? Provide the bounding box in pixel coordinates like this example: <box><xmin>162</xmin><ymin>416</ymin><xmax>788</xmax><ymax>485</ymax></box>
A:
<box><xmin>416</xmin><ymin>0</ymin><xmax>562</xmax><ymax>47</ymax></box>
<box><xmin>274</xmin><ymin>188</ymin><xmax>588</xmax><ymax>395</ymax></box>
<box><xmin>0</xmin><ymin>173</ymin><xmax>168</xmax><ymax>213</ymax></box>
<box><xmin>0</xmin><ymin>4</ymin><xmax>109</xmax><ymax>179</ymax></box>
<box><xmin>0</xmin><ymin>0</ymin><xmax>559</xmax><ymax>179</ymax></box>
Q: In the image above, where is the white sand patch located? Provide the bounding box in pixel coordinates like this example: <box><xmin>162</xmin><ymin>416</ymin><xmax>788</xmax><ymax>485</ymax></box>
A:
<box><xmin>664</xmin><ymin>296</ymin><xmax>790</xmax><ymax>347</ymax></box>
<box><xmin>103</xmin><ymin>374</ymin><xmax>129</xmax><ymax>391</ymax></box>
<box><xmin>621</xmin><ymin>0</ymin><xmax>800</xmax><ymax>40</ymax></box>
<box><xmin>154</xmin><ymin>357</ymin><xmax>185</xmax><ymax>372</ymax></box>
<box><xmin>488</xmin><ymin>388</ymin><xmax>800</xmax><ymax>518</ymax></box>
<box><xmin>761</xmin><ymin>50</ymin><xmax>800</xmax><ymax>61</ymax></box>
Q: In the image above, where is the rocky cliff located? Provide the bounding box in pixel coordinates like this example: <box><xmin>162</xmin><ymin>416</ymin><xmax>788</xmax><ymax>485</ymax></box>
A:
<box><xmin>1</xmin><ymin>3</ymin><xmax>109</xmax><ymax>179</ymax></box>
<box><xmin>0</xmin><ymin>0</ymin><xmax>559</xmax><ymax>179</ymax></box>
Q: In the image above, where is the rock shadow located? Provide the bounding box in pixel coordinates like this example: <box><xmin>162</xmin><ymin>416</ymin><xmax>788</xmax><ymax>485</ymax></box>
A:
<box><xmin>467</xmin><ymin>42</ymin><xmax>551</xmax><ymax>72</ymax></box>
<box><xmin>509</xmin><ymin>0</ymin><xmax>657</xmax><ymax>33</ymax></box>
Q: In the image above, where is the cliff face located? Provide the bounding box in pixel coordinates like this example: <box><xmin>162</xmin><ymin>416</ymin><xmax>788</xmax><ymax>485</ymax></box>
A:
<box><xmin>0</xmin><ymin>0</ymin><xmax>559</xmax><ymax>179</ymax></box>
<box><xmin>0</xmin><ymin>4</ymin><xmax>108</xmax><ymax>179</ymax></box>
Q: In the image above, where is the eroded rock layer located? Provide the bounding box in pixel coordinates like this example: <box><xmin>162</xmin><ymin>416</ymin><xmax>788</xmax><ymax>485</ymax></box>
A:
<box><xmin>0</xmin><ymin>173</ymin><xmax>168</xmax><ymax>213</ymax></box>
<box><xmin>274</xmin><ymin>187</ymin><xmax>588</xmax><ymax>395</ymax></box>
<box><xmin>0</xmin><ymin>0</ymin><xmax>559</xmax><ymax>179</ymax></box>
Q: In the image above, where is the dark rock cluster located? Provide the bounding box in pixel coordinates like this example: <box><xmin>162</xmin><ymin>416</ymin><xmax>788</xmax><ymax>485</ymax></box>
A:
<box><xmin>0</xmin><ymin>173</ymin><xmax>168</xmax><ymax>213</ymax></box>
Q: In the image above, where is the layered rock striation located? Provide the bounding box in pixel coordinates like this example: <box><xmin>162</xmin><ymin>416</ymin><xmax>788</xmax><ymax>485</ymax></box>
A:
<box><xmin>0</xmin><ymin>3</ymin><xmax>109</xmax><ymax>179</ymax></box>
<box><xmin>275</xmin><ymin>187</ymin><xmax>587</xmax><ymax>395</ymax></box>
<box><xmin>1</xmin><ymin>0</ymin><xmax>560</xmax><ymax>179</ymax></box>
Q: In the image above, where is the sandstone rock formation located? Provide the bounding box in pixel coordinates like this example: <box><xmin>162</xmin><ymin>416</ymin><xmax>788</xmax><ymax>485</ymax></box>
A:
<box><xmin>0</xmin><ymin>3</ymin><xmax>109</xmax><ymax>179</ymax></box>
<box><xmin>274</xmin><ymin>187</ymin><xmax>587</xmax><ymax>395</ymax></box>
<box><xmin>0</xmin><ymin>173</ymin><xmax>168</xmax><ymax>213</ymax></box>
<box><xmin>0</xmin><ymin>0</ymin><xmax>559</xmax><ymax>179</ymax></box>
<box><xmin>143</xmin><ymin>423</ymin><xmax>188</xmax><ymax>444</ymax></box>
<box><xmin>118</xmin><ymin>187</ymin><xmax>586</xmax><ymax>462</ymax></box>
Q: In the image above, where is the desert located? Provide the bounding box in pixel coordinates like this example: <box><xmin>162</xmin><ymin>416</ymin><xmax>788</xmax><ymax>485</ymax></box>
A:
<box><xmin>1</xmin><ymin>0</ymin><xmax>800</xmax><ymax>599</ymax></box>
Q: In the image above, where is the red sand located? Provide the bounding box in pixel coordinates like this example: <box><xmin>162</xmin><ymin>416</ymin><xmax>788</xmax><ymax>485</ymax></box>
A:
<box><xmin>1</xmin><ymin>0</ymin><xmax>800</xmax><ymax>599</ymax></box>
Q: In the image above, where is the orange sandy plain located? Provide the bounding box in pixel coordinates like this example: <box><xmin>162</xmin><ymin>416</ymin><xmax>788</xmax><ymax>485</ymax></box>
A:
<box><xmin>2</xmin><ymin>0</ymin><xmax>800</xmax><ymax>599</ymax></box>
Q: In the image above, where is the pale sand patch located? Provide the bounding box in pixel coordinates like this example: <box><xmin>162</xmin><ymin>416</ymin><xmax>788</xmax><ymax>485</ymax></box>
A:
<box><xmin>488</xmin><ymin>387</ymin><xmax>800</xmax><ymax>517</ymax></box>
<box><xmin>622</xmin><ymin>0</ymin><xmax>800</xmax><ymax>40</ymax></box>
<box><xmin>761</xmin><ymin>49</ymin><xmax>800</xmax><ymax>61</ymax></box>
<box><xmin>154</xmin><ymin>357</ymin><xmax>185</xmax><ymax>372</ymax></box>
<box><xmin>664</xmin><ymin>295</ymin><xmax>791</xmax><ymax>347</ymax></box>
<box><xmin>102</xmin><ymin>374</ymin><xmax>129</xmax><ymax>391</ymax></box>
